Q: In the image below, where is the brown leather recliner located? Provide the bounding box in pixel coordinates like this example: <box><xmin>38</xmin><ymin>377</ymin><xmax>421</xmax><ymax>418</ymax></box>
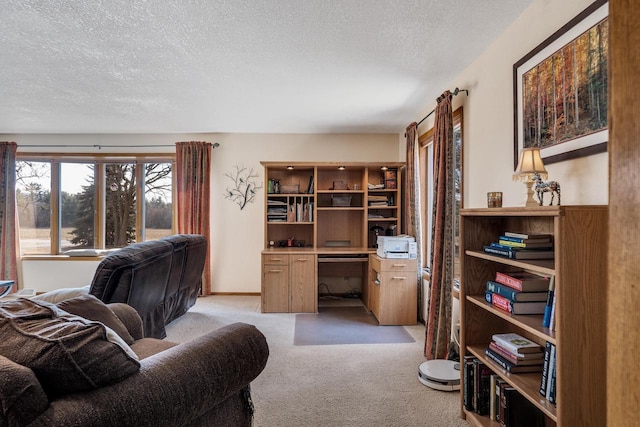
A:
<box><xmin>88</xmin><ymin>235</ymin><xmax>207</xmax><ymax>338</ymax></box>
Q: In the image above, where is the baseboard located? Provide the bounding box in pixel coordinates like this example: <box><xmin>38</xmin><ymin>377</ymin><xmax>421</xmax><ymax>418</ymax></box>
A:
<box><xmin>206</xmin><ymin>292</ymin><xmax>261</xmax><ymax>296</ymax></box>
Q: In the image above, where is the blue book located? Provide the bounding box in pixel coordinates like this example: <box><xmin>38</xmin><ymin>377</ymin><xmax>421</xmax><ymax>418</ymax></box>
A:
<box><xmin>486</xmin><ymin>280</ymin><xmax>548</xmax><ymax>302</ymax></box>
<box><xmin>542</xmin><ymin>275</ymin><xmax>556</xmax><ymax>327</ymax></box>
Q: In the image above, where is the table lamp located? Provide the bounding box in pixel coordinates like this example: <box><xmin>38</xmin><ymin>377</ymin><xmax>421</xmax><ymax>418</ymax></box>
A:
<box><xmin>513</xmin><ymin>147</ymin><xmax>547</xmax><ymax>207</ymax></box>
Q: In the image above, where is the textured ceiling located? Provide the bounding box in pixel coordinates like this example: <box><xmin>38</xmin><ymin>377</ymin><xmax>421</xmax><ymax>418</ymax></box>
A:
<box><xmin>1</xmin><ymin>0</ymin><xmax>533</xmax><ymax>134</ymax></box>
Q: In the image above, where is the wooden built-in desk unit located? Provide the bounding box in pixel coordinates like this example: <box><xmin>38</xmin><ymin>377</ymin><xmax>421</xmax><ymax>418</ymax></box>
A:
<box><xmin>260</xmin><ymin>162</ymin><xmax>417</xmax><ymax>325</ymax></box>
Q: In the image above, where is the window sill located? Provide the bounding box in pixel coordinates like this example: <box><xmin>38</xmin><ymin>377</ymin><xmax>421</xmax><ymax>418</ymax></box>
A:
<box><xmin>21</xmin><ymin>255</ymin><xmax>105</xmax><ymax>261</ymax></box>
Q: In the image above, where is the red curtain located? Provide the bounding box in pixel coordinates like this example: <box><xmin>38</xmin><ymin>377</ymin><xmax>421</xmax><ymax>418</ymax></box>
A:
<box><xmin>175</xmin><ymin>141</ymin><xmax>212</xmax><ymax>294</ymax></box>
<box><xmin>425</xmin><ymin>91</ymin><xmax>454</xmax><ymax>360</ymax></box>
<box><xmin>0</xmin><ymin>142</ymin><xmax>20</xmax><ymax>292</ymax></box>
<box><xmin>404</xmin><ymin>122</ymin><xmax>424</xmax><ymax>322</ymax></box>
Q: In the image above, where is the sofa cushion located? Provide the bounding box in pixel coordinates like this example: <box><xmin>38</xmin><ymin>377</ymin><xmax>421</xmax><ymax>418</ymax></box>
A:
<box><xmin>0</xmin><ymin>355</ymin><xmax>49</xmax><ymax>426</ymax></box>
<box><xmin>31</xmin><ymin>285</ymin><xmax>90</xmax><ymax>304</ymax></box>
<box><xmin>0</xmin><ymin>298</ymin><xmax>140</xmax><ymax>398</ymax></box>
<box><xmin>56</xmin><ymin>294</ymin><xmax>135</xmax><ymax>345</ymax></box>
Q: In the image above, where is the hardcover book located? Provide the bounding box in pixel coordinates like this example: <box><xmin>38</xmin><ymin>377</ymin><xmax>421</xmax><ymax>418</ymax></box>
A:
<box><xmin>488</xmin><ymin>292</ymin><xmax>547</xmax><ymax>315</ymax></box>
<box><xmin>473</xmin><ymin>359</ymin><xmax>492</xmax><ymax>415</ymax></box>
<box><xmin>483</xmin><ymin>245</ymin><xmax>555</xmax><ymax>260</ymax></box>
<box><xmin>542</xmin><ymin>275</ymin><xmax>556</xmax><ymax>328</ymax></box>
<box><xmin>485</xmin><ymin>348</ymin><xmax>544</xmax><ymax>373</ymax></box>
<box><xmin>491</xmin><ymin>333</ymin><xmax>543</xmax><ymax>355</ymax></box>
<box><xmin>498</xmin><ymin>234</ymin><xmax>553</xmax><ymax>244</ymax></box>
<box><xmin>486</xmin><ymin>280</ymin><xmax>548</xmax><ymax>302</ymax></box>
<box><xmin>539</xmin><ymin>341</ymin><xmax>552</xmax><ymax>396</ymax></box>
<box><xmin>504</xmin><ymin>388</ymin><xmax>546</xmax><ymax>427</ymax></box>
<box><xmin>497</xmin><ymin>239</ymin><xmax>553</xmax><ymax>249</ymax></box>
<box><xmin>494</xmin><ymin>271</ymin><xmax>550</xmax><ymax>292</ymax></box>
<box><xmin>503</xmin><ymin>232</ymin><xmax>553</xmax><ymax>240</ymax></box>
<box><xmin>489</xmin><ymin>341</ymin><xmax>544</xmax><ymax>365</ymax></box>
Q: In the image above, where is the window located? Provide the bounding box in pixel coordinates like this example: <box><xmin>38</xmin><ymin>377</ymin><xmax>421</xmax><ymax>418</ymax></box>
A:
<box><xmin>419</xmin><ymin>107</ymin><xmax>463</xmax><ymax>288</ymax></box>
<box><xmin>16</xmin><ymin>155</ymin><xmax>174</xmax><ymax>255</ymax></box>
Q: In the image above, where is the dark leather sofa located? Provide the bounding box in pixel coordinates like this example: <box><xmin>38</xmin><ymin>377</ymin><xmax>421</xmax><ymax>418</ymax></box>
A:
<box><xmin>88</xmin><ymin>234</ymin><xmax>207</xmax><ymax>338</ymax></box>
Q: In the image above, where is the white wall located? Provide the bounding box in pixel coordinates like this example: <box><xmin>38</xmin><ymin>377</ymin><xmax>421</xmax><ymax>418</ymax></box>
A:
<box><xmin>8</xmin><ymin>132</ymin><xmax>400</xmax><ymax>293</ymax></box>
<box><xmin>415</xmin><ymin>0</ymin><xmax>608</xmax><ymax>209</ymax></box>
<box><xmin>211</xmin><ymin>133</ymin><xmax>399</xmax><ymax>293</ymax></box>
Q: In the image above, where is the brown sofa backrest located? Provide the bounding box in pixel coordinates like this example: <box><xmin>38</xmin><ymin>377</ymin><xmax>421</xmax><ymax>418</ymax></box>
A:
<box><xmin>89</xmin><ymin>240</ymin><xmax>174</xmax><ymax>338</ymax></box>
<box><xmin>160</xmin><ymin>234</ymin><xmax>207</xmax><ymax>324</ymax></box>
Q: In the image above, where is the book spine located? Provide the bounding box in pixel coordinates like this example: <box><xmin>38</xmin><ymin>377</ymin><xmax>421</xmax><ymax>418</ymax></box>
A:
<box><xmin>545</xmin><ymin>344</ymin><xmax>556</xmax><ymax>401</ymax></box>
<box><xmin>494</xmin><ymin>377</ymin><xmax>504</xmax><ymax>424</ymax></box>
<box><xmin>494</xmin><ymin>272</ymin><xmax>523</xmax><ymax>291</ymax></box>
<box><xmin>490</xmin><ymin>293</ymin><xmax>512</xmax><ymax>313</ymax></box>
<box><xmin>485</xmin><ymin>290</ymin><xmax>493</xmax><ymax>304</ymax></box>
<box><xmin>503</xmin><ymin>231</ymin><xmax>529</xmax><ymax>239</ymax></box>
<box><xmin>548</xmin><ymin>361</ymin><xmax>557</xmax><ymax>404</ymax></box>
<box><xmin>539</xmin><ymin>341</ymin><xmax>552</xmax><ymax>396</ymax></box>
<box><xmin>485</xmin><ymin>348</ymin><xmax>515</xmax><ymax>372</ymax></box>
<box><xmin>498</xmin><ymin>235</ymin><xmax>526</xmax><ymax>243</ymax></box>
<box><xmin>542</xmin><ymin>275</ymin><xmax>556</xmax><ymax>328</ymax></box>
<box><xmin>498</xmin><ymin>239</ymin><xmax>528</xmax><ymax>248</ymax></box>
<box><xmin>489</xmin><ymin>341</ymin><xmax>519</xmax><ymax>364</ymax></box>
<box><xmin>483</xmin><ymin>245</ymin><xmax>516</xmax><ymax>259</ymax></box>
<box><xmin>549</xmin><ymin>288</ymin><xmax>558</xmax><ymax>331</ymax></box>
<box><xmin>474</xmin><ymin>361</ymin><xmax>492</xmax><ymax>415</ymax></box>
<box><xmin>489</xmin><ymin>374</ymin><xmax>498</xmax><ymax>420</ymax></box>
<box><xmin>463</xmin><ymin>356</ymin><xmax>475</xmax><ymax>411</ymax></box>
<box><xmin>499</xmin><ymin>384</ymin><xmax>515</xmax><ymax>427</ymax></box>
<box><xmin>486</xmin><ymin>280</ymin><xmax>518</xmax><ymax>301</ymax></box>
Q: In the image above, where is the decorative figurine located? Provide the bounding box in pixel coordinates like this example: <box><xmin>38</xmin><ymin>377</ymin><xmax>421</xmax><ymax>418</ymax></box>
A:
<box><xmin>533</xmin><ymin>172</ymin><xmax>561</xmax><ymax>206</ymax></box>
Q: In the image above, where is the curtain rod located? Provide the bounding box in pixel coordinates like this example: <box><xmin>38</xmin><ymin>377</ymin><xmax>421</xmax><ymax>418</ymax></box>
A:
<box><xmin>17</xmin><ymin>142</ymin><xmax>221</xmax><ymax>149</ymax></box>
<box><xmin>416</xmin><ymin>87</ymin><xmax>468</xmax><ymax>126</ymax></box>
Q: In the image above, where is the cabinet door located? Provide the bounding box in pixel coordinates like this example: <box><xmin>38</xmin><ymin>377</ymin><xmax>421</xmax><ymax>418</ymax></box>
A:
<box><xmin>262</xmin><ymin>264</ymin><xmax>290</xmax><ymax>312</ymax></box>
<box><xmin>289</xmin><ymin>255</ymin><xmax>316</xmax><ymax>313</ymax></box>
<box><xmin>378</xmin><ymin>272</ymin><xmax>417</xmax><ymax>325</ymax></box>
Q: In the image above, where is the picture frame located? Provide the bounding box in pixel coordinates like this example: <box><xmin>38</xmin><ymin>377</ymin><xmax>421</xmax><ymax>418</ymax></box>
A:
<box><xmin>513</xmin><ymin>0</ymin><xmax>609</xmax><ymax>168</ymax></box>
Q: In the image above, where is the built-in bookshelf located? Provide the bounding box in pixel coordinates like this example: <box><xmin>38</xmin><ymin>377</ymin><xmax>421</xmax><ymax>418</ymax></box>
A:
<box><xmin>459</xmin><ymin>206</ymin><xmax>607</xmax><ymax>426</ymax></box>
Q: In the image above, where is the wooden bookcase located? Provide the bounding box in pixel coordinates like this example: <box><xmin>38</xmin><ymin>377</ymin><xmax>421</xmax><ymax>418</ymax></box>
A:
<box><xmin>459</xmin><ymin>206</ymin><xmax>607</xmax><ymax>427</ymax></box>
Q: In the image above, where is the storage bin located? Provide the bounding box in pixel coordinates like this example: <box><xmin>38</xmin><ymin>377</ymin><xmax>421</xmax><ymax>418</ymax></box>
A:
<box><xmin>332</xmin><ymin>195</ymin><xmax>352</xmax><ymax>207</ymax></box>
<box><xmin>280</xmin><ymin>184</ymin><xmax>299</xmax><ymax>193</ymax></box>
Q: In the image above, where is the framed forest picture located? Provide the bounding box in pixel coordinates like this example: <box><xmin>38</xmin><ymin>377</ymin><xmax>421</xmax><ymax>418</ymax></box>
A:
<box><xmin>513</xmin><ymin>0</ymin><xmax>608</xmax><ymax>168</ymax></box>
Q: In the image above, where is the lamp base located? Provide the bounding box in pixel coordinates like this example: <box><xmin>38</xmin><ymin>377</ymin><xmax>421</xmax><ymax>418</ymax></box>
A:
<box><xmin>524</xmin><ymin>180</ymin><xmax>539</xmax><ymax>207</ymax></box>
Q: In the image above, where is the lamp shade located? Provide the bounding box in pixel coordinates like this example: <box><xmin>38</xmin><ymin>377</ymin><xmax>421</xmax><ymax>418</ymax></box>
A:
<box><xmin>513</xmin><ymin>147</ymin><xmax>548</xmax><ymax>181</ymax></box>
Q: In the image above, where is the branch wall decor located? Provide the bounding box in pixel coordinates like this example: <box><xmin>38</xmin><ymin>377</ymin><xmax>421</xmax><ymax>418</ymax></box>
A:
<box><xmin>224</xmin><ymin>165</ymin><xmax>263</xmax><ymax>210</ymax></box>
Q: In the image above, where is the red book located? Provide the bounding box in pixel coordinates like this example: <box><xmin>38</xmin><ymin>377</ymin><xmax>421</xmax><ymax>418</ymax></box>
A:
<box><xmin>490</xmin><ymin>292</ymin><xmax>547</xmax><ymax>315</ymax></box>
<box><xmin>491</xmin><ymin>293</ymin><xmax>511</xmax><ymax>312</ymax></box>
<box><xmin>494</xmin><ymin>271</ymin><xmax>550</xmax><ymax>292</ymax></box>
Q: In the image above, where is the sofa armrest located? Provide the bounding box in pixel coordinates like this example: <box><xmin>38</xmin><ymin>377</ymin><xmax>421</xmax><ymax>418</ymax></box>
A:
<box><xmin>107</xmin><ymin>302</ymin><xmax>144</xmax><ymax>340</ymax></box>
<box><xmin>31</xmin><ymin>322</ymin><xmax>269</xmax><ymax>427</ymax></box>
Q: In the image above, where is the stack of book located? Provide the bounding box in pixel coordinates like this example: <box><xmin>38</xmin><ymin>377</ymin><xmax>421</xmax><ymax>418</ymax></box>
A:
<box><xmin>483</xmin><ymin>232</ymin><xmax>554</xmax><ymax>260</ymax></box>
<box><xmin>485</xmin><ymin>333</ymin><xmax>545</xmax><ymax>374</ymax></box>
<box><xmin>485</xmin><ymin>271</ymin><xmax>550</xmax><ymax>315</ymax></box>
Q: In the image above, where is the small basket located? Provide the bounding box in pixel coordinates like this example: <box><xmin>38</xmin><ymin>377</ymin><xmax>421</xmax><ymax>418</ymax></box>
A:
<box><xmin>332</xmin><ymin>195</ymin><xmax>352</xmax><ymax>207</ymax></box>
<box><xmin>332</xmin><ymin>181</ymin><xmax>348</xmax><ymax>190</ymax></box>
<box><xmin>280</xmin><ymin>184</ymin><xmax>300</xmax><ymax>194</ymax></box>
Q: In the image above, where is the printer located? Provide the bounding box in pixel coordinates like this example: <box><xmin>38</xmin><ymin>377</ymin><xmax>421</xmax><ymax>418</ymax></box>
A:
<box><xmin>376</xmin><ymin>235</ymin><xmax>417</xmax><ymax>259</ymax></box>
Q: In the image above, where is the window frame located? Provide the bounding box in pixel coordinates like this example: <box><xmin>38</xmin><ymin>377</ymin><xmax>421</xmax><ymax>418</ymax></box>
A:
<box><xmin>16</xmin><ymin>152</ymin><xmax>176</xmax><ymax>255</ymax></box>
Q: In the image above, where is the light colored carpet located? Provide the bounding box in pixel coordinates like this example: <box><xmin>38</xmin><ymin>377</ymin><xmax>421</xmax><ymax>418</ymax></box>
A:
<box><xmin>165</xmin><ymin>295</ymin><xmax>467</xmax><ymax>427</ymax></box>
<box><xmin>294</xmin><ymin>306</ymin><xmax>415</xmax><ymax>345</ymax></box>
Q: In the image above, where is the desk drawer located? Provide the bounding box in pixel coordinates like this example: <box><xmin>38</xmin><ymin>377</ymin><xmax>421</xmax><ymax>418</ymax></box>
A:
<box><xmin>262</xmin><ymin>254</ymin><xmax>290</xmax><ymax>265</ymax></box>
<box><xmin>378</xmin><ymin>257</ymin><xmax>417</xmax><ymax>273</ymax></box>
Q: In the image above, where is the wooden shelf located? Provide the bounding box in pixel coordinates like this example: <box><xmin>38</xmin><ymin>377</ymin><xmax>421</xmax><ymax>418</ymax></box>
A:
<box><xmin>468</xmin><ymin>345</ymin><xmax>557</xmax><ymax>422</ymax></box>
<box><xmin>459</xmin><ymin>206</ymin><xmax>608</xmax><ymax>427</ymax></box>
